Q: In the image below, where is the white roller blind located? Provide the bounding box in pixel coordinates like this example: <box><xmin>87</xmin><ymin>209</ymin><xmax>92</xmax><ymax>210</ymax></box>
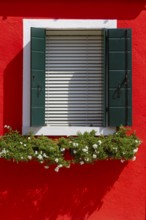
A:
<box><xmin>45</xmin><ymin>30</ymin><xmax>104</xmax><ymax>126</ymax></box>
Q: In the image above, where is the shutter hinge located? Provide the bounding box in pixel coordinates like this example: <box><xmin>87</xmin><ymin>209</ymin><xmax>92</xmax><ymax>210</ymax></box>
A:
<box><xmin>125</xmin><ymin>74</ymin><xmax>128</xmax><ymax>86</ymax></box>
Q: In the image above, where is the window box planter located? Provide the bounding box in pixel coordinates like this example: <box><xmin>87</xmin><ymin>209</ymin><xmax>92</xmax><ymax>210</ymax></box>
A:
<box><xmin>0</xmin><ymin>126</ymin><xmax>141</xmax><ymax>172</ymax></box>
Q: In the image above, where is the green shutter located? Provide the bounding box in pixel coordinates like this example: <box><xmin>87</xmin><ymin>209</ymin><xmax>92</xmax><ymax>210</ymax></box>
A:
<box><xmin>106</xmin><ymin>29</ymin><xmax>132</xmax><ymax>126</ymax></box>
<box><xmin>30</xmin><ymin>28</ymin><xmax>46</xmax><ymax>126</ymax></box>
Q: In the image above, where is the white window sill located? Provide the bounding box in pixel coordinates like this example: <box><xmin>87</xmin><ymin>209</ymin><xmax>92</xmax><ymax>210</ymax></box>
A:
<box><xmin>23</xmin><ymin>126</ymin><xmax>116</xmax><ymax>136</ymax></box>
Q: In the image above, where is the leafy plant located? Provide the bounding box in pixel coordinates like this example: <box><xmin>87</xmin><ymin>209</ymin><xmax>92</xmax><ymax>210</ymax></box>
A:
<box><xmin>67</xmin><ymin>127</ymin><xmax>141</xmax><ymax>164</ymax></box>
<box><xmin>0</xmin><ymin>125</ymin><xmax>141</xmax><ymax>171</ymax></box>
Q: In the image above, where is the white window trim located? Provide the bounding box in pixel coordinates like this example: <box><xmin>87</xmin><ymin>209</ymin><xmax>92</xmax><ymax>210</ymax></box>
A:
<box><xmin>23</xmin><ymin>19</ymin><xmax>117</xmax><ymax>136</ymax></box>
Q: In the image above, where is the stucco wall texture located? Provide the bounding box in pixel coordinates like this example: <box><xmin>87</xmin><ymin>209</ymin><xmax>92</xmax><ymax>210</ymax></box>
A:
<box><xmin>0</xmin><ymin>1</ymin><xmax>146</xmax><ymax>220</ymax></box>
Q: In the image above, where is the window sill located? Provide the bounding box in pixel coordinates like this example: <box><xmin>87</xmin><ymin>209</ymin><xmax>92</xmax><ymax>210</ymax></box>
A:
<box><xmin>22</xmin><ymin>126</ymin><xmax>116</xmax><ymax>136</ymax></box>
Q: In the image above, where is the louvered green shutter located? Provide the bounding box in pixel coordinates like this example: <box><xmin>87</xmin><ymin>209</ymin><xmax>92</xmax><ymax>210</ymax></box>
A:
<box><xmin>30</xmin><ymin>28</ymin><xmax>46</xmax><ymax>126</ymax></box>
<box><xmin>106</xmin><ymin>29</ymin><xmax>132</xmax><ymax>126</ymax></box>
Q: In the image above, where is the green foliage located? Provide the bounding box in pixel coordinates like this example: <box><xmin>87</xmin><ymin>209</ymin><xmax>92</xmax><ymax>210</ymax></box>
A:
<box><xmin>67</xmin><ymin>126</ymin><xmax>141</xmax><ymax>164</ymax></box>
<box><xmin>0</xmin><ymin>126</ymin><xmax>69</xmax><ymax>171</ymax></box>
<box><xmin>0</xmin><ymin>126</ymin><xmax>141</xmax><ymax>171</ymax></box>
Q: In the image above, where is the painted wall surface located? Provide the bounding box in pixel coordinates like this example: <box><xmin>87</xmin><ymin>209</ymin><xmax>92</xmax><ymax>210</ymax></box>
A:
<box><xmin>0</xmin><ymin>1</ymin><xmax>146</xmax><ymax>219</ymax></box>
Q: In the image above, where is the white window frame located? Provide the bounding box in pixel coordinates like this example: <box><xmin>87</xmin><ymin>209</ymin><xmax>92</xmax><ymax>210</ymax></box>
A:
<box><xmin>23</xmin><ymin>19</ymin><xmax>117</xmax><ymax>136</ymax></box>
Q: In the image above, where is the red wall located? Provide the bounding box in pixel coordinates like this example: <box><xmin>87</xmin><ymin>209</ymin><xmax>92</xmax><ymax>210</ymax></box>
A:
<box><xmin>0</xmin><ymin>1</ymin><xmax>146</xmax><ymax>219</ymax></box>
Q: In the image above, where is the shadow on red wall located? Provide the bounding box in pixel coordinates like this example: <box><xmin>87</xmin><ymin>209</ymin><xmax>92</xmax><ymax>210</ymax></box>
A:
<box><xmin>0</xmin><ymin>159</ymin><xmax>126</xmax><ymax>220</ymax></box>
<box><xmin>4</xmin><ymin>50</ymin><xmax>22</xmax><ymax>132</ymax></box>
<box><xmin>0</xmin><ymin>0</ymin><xmax>146</xmax><ymax>19</ymax></box>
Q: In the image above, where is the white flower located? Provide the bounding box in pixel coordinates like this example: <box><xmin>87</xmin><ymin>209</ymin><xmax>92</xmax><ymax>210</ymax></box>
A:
<box><xmin>73</xmin><ymin>150</ymin><xmax>77</xmax><ymax>154</ymax></box>
<box><xmin>135</xmin><ymin>139</ymin><xmax>142</xmax><ymax>144</ymax></box>
<box><xmin>2</xmin><ymin>149</ymin><xmax>7</xmax><ymax>154</ymax></box>
<box><xmin>0</xmin><ymin>149</ymin><xmax>8</xmax><ymax>155</ymax></box>
<box><xmin>44</xmin><ymin>166</ymin><xmax>49</xmax><ymax>169</ymax></box>
<box><xmin>98</xmin><ymin>140</ymin><xmax>102</xmax><ymax>145</ymax></box>
<box><xmin>43</xmin><ymin>153</ymin><xmax>48</xmax><ymax>158</ymax></box>
<box><xmin>28</xmin><ymin>155</ymin><xmax>32</xmax><ymax>160</ymax></box>
<box><xmin>24</xmin><ymin>144</ymin><xmax>27</xmax><ymax>147</ymax></box>
<box><xmin>132</xmin><ymin>156</ymin><xmax>136</xmax><ymax>161</ymax></box>
<box><xmin>21</xmin><ymin>156</ymin><xmax>23</xmax><ymax>159</ymax></box>
<box><xmin>54</xmin><ymin>166</ymin><xmax>60</xmax><ymax>172</ymax></box>
<box><xmin>133</xmin><ymin>148</ymin><xmax>138</xmax><ymax>153</ymax></box>
<box><xmin>4</xmin><ymin>125</ymin><xmax>11</xmax><ymax>129</ymax></box>
<box><xmin>82</xmin><ymin>148</ymin><xmax>88</xmax><ymax>153</ymax></box>
<box><xmin>37</xmin><ymin>154</ymin><xmax>43</xmax><ymax>160</ymax></box>
<box><xmin>80</xmin><ymin>161</ymin><xmax>84</xmax><ymax>165</ymax></box>
<box><xmin>93</xmin><ymin>144</ymin><xmax>98</xmax><ymax>149</ymax></box>
<box><xmin>73</xmin><ymin>143</ymin><xmax>78</xmax><ymax>147</ymax></box>
<box><xmin>20</xmin><ymin>142</ymin><xmax>23</xmax><ymax>145</ymax></box>
<box><xmin>85</xmin><ymin>158</ymin><xmax>89</xmax><ymax>162</ymax></box>
<box><xmin>85</xmin><ymin>146</ymin><xmax>88</xmax><ymax>150</ymax></box>
<box><xmin>28</xmin><ymin>137</ymin><xmax>31</xmax><ymax>140</ymax></box>
<box><xmin>93</xmin><ymin>154</ymin><xmax>97</xmax><ymax>159</ymax></box>
<box><xmin>35</xmin><ymin>151</ymin><xmax>38</xmax><ymax>155</ymax></box>
<box><xmin>55</xmin><ymin>158</ymin><xmax>59</xmax><ymax>163</ymax></box>
<box><xmin>60</xmin><ymin>148</ymin><xmax>65</xmax><ymax>152</ymax></box>
<box><xmin>58</xmin><ymin>164</ymin><xmax>63</xmax><ymax>168</ymax></box>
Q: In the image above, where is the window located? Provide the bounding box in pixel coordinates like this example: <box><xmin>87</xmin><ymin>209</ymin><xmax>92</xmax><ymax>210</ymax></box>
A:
<box><xmin>23</xmin><ymin>20</ymin><xmax>132</xmax><ymax>135</ymax></box>
<box><xmin>33</xmin><ymin>29</ymin><xmax>105</xmax><ymax>127</ymax></box>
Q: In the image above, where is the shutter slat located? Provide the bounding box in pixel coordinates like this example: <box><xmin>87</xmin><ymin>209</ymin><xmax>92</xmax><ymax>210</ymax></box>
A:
<box><xmin>46</xmin><ymin>51</ymin><xmax>102</xmax><ymax>54</ymax></box>
<box><xmin>46</xmin><ymin>110</ymin><xmax>102</xmax><ymax>113</ymax></box>
<box><xmin>46</xmin><ymin>81</ymin><xmax>103</xmax><ymax>85</ymax></box>
<box><xmin>46</xmin><ymin>75</ymin><xmax>102</xmax><ymax>78</ymax></box>
<box><xmin>46</xmin><ymin>71</ymin><xmax>102</xmax><ymax>74</ymax></box>
<box><xmin>45</xmin><ymin>104</ymin><xmax>100</xmax><ymax>108</ymax></box>
<box><xmin>46</xmin><ymin>101</ymin><xmax>103</xmax><ymax>104</ymax></box>
<box><xmin>46</xmin><ymin>60</ymin><xmax>103</xmax><ymax>64</ymax></box>
<box><xmin>45</xmin><ymin>94</ymin><xmax>102</xmax><ymax>97</ymax></box>
<box><xmin>46</xmin><ymin>67</ymin><xmax>102</xmax><ymax>71</ymax></box>
<box><xmin>46</xmin><ymin>64</ymin><xmax>103</xmax><ymax>67</ymax></box>
<box><xmin>46</xmin><ymin>54</ymin><xmax>102</xmax><ymax>58</ymax></box>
